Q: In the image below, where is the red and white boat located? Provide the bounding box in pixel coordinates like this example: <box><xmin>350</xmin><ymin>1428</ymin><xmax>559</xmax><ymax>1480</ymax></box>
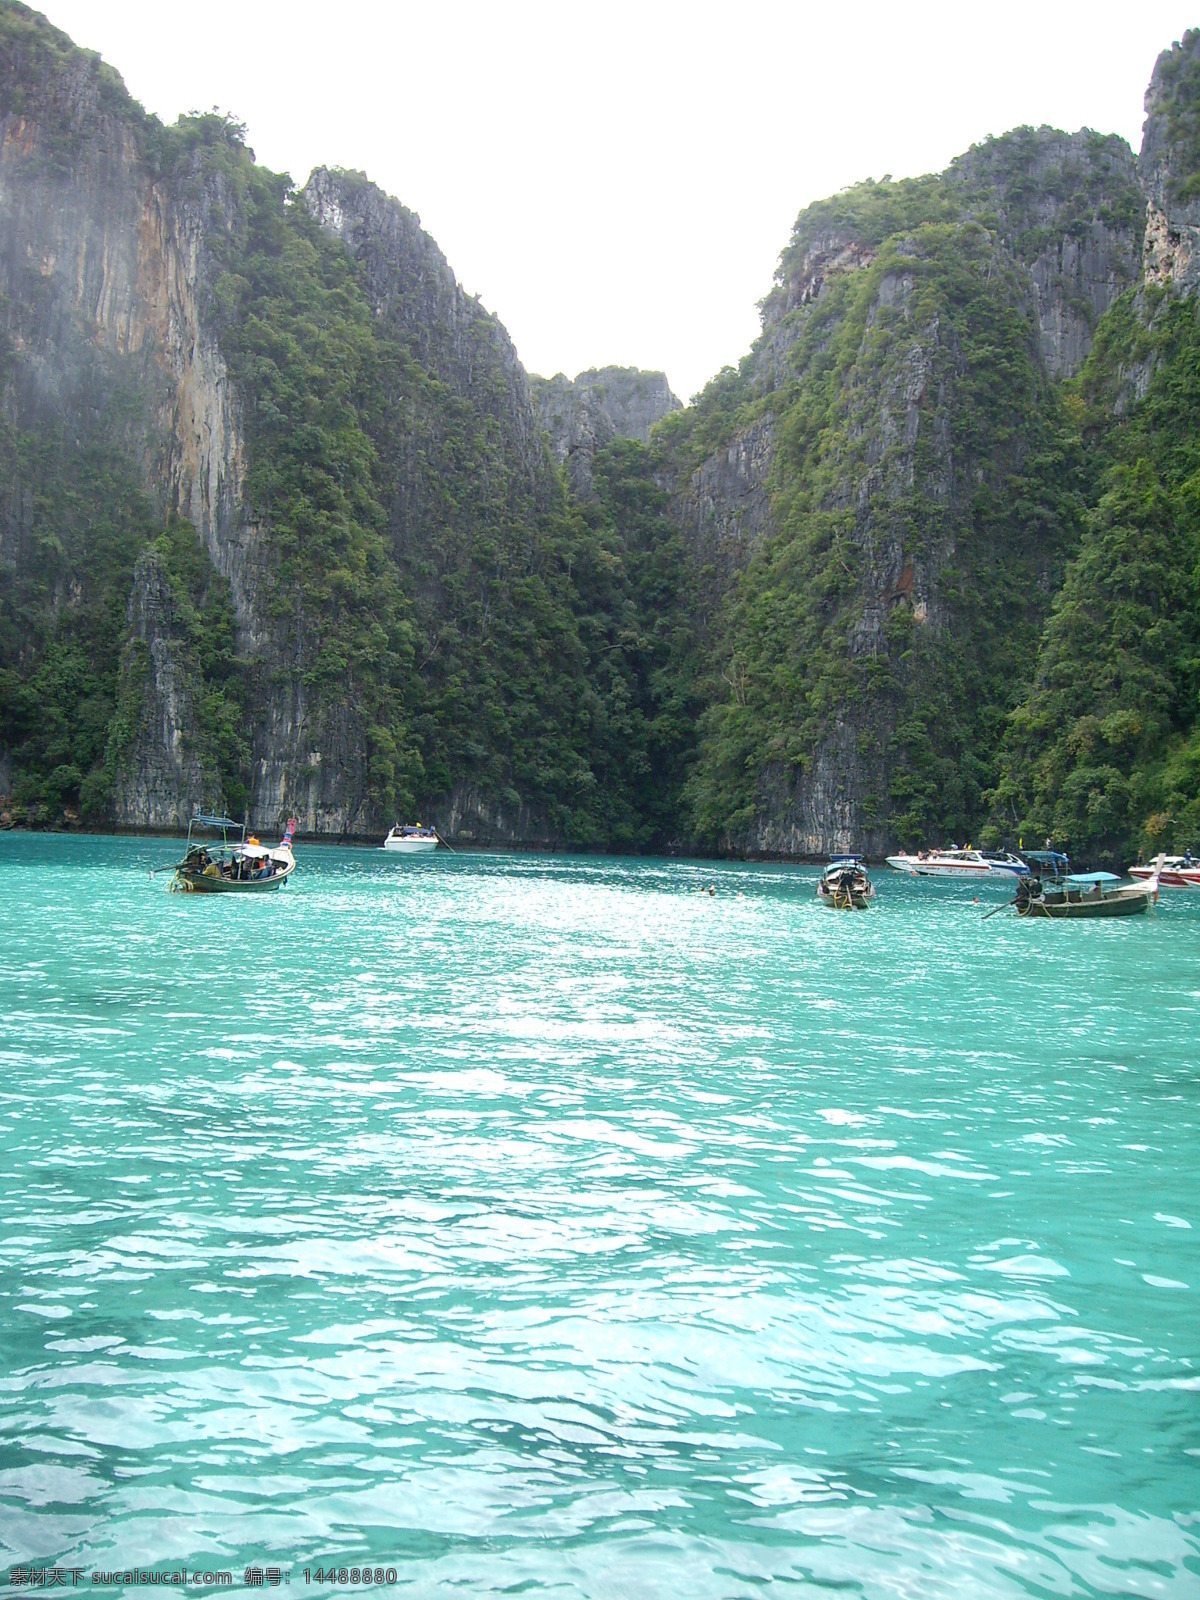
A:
<box><xmin>1128</xmin><ymin>854</ymin><xmax>1200</xmax><ymax>889</ymax></box>
<box><xmin>885</xmin><ymin>848</ymin><xmax>994</xmax><ymax>877</ymax></box>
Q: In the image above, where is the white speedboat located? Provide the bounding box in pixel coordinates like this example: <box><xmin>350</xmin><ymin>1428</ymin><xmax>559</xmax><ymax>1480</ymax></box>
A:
<box><xmin>885</xmin><ymin>848</ymin><xmax>994</xmax><ymax>877</ymax></box>
<box><xmin>1128</xmin><ymin>854</ymin><xmax>1200</xmax><ymax>889</ymax></box>
<box><xmin>382</xmin><ymin>824</ymin><xmax>439</xmax><ymax>855</ymax></box>
<box><xmin>981</xmin><ymin>850</ymin><xmax>1031</xmax><ymax>877</ymax></box>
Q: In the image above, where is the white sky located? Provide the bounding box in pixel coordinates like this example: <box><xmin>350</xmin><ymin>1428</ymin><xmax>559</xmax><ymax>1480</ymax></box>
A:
<box><xmin>33</xmin><ymin>1</ymin><xmax>1200</xmax><ymax>401</ymax></box>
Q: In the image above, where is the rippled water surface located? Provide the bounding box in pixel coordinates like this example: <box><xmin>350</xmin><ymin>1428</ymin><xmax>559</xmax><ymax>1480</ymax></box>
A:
<box><xmin>1</xmin><ymin>834</ymin><xmax>1198</xmax><ymax>1596</ymax></box>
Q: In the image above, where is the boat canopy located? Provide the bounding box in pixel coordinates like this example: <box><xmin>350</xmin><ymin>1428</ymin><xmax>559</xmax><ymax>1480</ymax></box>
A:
<box><xmin>192</xmin><ymin>812</ymin><xmax>243</xmax><ymax>830</ymax></box>
<box><xmin>1023</xmin><ymin>850</ymin><xmax>1070</xmax><ymax>871</ymax></box>
<box><xmin>1066</xmin><ymin>870</ymin><xmax>1120</xmax><ymax>885</ymax></box>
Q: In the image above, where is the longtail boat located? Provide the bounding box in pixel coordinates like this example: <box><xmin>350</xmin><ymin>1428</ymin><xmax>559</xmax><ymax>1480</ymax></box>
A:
<box><xmin>817</xmin><ymin>856</ymin><xmax>875</xmax><ymax>909</ymax></box>
<box><xmin>170</xmin><ymin>813</ymin><xmax>299</xmax><ymax>894</ymax></box>
<box><xmin>1006</xmin><ymin>852</ymin><xmax>1161</xmax><ymax>920</ymax></box>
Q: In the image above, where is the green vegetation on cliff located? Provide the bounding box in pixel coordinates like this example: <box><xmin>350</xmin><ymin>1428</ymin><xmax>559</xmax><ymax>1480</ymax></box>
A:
<box><xmin>995</xmin><ymin>291</ymin><xmax>1200</xmax><ymax>859</ymax></box>
<box><xmin>185</xmin><ymin>128</ymin><xmax>692</xmax><ymax>840</ymax></box>
<box><xmin>0</xmin><ymin>18</ymin><xmax>701</xmax><ymax>843</ymax></box>
<box><xmin>671</xmin><ymin>215</ymin><xmax>1082</xmax><ymax>849</ymax></box>
<box><xmin>2</xmin><ymin>2</ymin><xmax>1199</xmax><ymax>859</ymax></box>
<box><xmin>0</xmin><ymin>351</ymin><xmax>154</xmax><ymax>820</ymax></box>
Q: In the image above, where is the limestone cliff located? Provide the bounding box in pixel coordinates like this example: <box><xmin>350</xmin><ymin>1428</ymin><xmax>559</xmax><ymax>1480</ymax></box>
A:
<box><xmin>0</xmin><ymin>10</ymin><xmax>605</xmax><ymax>842</ymax></box>
<box><xmin>663</xmin><ymin>123</ymin><xmax>1144</xmax><ymax>855</ymax></box>
<box><xmin>947</xmin><ymin>129</ymin><xmax>1143</xmax><ymax>379</ymax></box>
<box><xmin>3</xmin><ymin>3</ymin><xmax>1197</xmax><ymax>861</ymax></box>
<box><xmin>0</xmin><ymin>9</ymin><xmax>269</xmax><ymax>826</ymax></box>
<box><xmin>1140</xmin><ymin>28</ymin><xmax>1200</xmax><ymax>292</ymax></box>
<box><xmin>303</xmin><ymin>167</ymin><xmax>551</xmax><ymax>503</ymax></box>
<box><xmin>110</xmin><ymin>550</ymin><xmax>206</xmax><ymax>828</ymax></box>
<box><xmin>531</xmin><ymin>366</ymin><xmax>680</xmax><ymax>496</ymax></box>
<box><xmin>0</xmin><ymin>15</ymin><xmax>256</xmax><ymax>629</ymax></box>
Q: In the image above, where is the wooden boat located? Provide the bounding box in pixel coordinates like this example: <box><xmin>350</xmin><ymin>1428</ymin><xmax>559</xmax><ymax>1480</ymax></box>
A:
<box><xmin>817</xmin><ymin>857</ymin><xmax>874</xmax><ymax>909</ymax></box>
<box><xmin>170</xmin><ymin>814</ymin><xmax>298</xmax><ymax>893</ymax></box>
<box><xmin>1008</xmin><ymin>852</ymin><xmax>1161</xmax><ymax>919</ymax></box>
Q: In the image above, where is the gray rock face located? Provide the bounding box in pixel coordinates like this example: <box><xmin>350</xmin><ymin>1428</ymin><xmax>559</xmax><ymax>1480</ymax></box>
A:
<box><xmin>948</xmin><ymin>129</ymin><xmax>1143</xmax><ymax>378</ymax></box>
<box><xmin>303</xmin><ymin>166</ymin><xmax>550</xmax><ymax>501</ymax></box>
<box><xmin>1140</xmin><ymin>29</ymin><xmax>1200</xmax><ymax>292</ymax></box>
<box><xmin>747</xmin><ymin>733</ymin><xmax>893</xmax><ymax>861</ymax></box>
<box><xmin>574</xmin><ymin>367</ymin><xmax>682</xmax><ymax>443</ymax></box>
<box><xmin>111</xmin><ymin>551</ymin><xmax>207</xmax><ymax>829</ymax></box>
<box><xmin>739</xmin><ymin>256</ymin><xmax>958</xmax><ymax>852</ymax></box>
<box><xmin>0</xmin><ymin>45</ymin><xmax>258</xmax><ymax>634</ymax></box>
<box><xmin>659</xmin><ymin>122</ymin><xmax>1150</xmax><ymax>855</ymax></box>
<box><xmin>766</xmin><ymin>230</ymin><xmax>877</xmax><ymax>325</ymax></box>
<box><xmin>431</xmin><ymin>780</ymin><xmax>560</xmax><ymax>850</ymax></box>
<box><xmin>531</xmin><ymin>365</ymin><xmax>680</xmax><ymax>496</ymax></box>
<box><xmin>0</xmin><ymin>25</ymin><xmax>580</xmax><ymax>840</ymax></box>
<box><xmin>670</xmin><ymin>415</ymin><xmax>775</xmax><ymax>586</ymax></box>
<box><xmin>0</xmin><ymin>20</ymin><xmax>280</xmax><ymax>825</ymax></box>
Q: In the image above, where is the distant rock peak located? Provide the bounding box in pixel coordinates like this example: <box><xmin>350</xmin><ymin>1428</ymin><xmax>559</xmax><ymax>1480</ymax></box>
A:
<box><xmin>1140</xmin><ymin>28</ymin><xmax>1200</xmax><ymax>292</ymax></box>
<box><xmin>531</xmin><ymin>365</ymin><xmax>680</xmax><ymax>496</ymax></box>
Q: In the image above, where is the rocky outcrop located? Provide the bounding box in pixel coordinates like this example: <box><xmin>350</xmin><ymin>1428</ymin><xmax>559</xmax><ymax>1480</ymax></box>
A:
<box><xmin>111</xmin><ymin>551</ymin><xmax>207</xmax><ymax>828</ymax></box>
<box><xmin>768</xmin><ymin>231</ymin><xmax>878</xmax><ymax>324</ymax></box>
<box><xmin>0</xmin><ymin>11</ymin><xmax>281</xmax><ymax>819</ymax></box>
<box><xmin>654</xmin><ymin>118</ymin><xmax>1155</xmax><ymax>854</ymax></box>
<box><xmin>431</xmin><ymin>781</ymin><xmax>558</xmax><ymax>850</ymax></box>
<box><xmin>303</xmin><ymin>166</ymin><xmax>550</xmax><ymax>502</ymax></box>
<box><xmin>0</xmin><ymin>26</ymin><xmax>257</xmax><ymax>632</ymax></box>
<box><xmin>531</xmin><ymin>365</ymin><xmax>680</xmax><ymax>496</ymax></box>
<box><xmin>0</xmin><ymin>19</ymin><xmax>582</xmax><ymax>841</ymax></box>
<box><xmin>671</xmin><ymin>415</ymin><xmax>775</xmax><ymax>585</ymax></box>
<box><xmin>948</xmin><ymin>129</ymin><xmax>1143</xmax><ymax>378</ymax></box>
<box><xmin>574</xmin><ymin>367</ymin><xmax>681</xmax><ymax>442</ymax></box>
<box><xmin>1140</xmin><ymin>29</ymin><xmax>1200</xmax><ymax>292</ymax></box>
<box><xmin>747</xmin><ymin>734</ymin><xmax>893</xmax><ymax>860</ymax></box>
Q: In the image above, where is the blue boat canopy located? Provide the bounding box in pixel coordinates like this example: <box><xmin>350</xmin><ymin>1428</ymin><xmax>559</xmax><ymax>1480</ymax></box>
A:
<box><xmin>192</xmin><ymin>812</ymin><xmax>242</xmax><ymax>829</ymax></box>
<box><xmin>1066</xmin><ymin>871</ymin><xmax>1121</xmax><ymax>885</ymax></box>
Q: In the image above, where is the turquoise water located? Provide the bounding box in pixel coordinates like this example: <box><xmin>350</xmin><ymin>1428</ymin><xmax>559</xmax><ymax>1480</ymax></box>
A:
<box><xmin>1</xmin><ymin>834</ymin><xmax>1197</xmax><ymax>1597</ymax></box>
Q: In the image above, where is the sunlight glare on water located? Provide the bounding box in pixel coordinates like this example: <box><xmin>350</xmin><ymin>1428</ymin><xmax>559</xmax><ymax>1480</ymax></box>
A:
<box><xmin>1</xmin><ymin>834</ymin><xmax>1197</xmax><ymax>1596</ymax></box>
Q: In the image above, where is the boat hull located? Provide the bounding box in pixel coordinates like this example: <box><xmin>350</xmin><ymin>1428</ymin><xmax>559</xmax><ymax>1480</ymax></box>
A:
<box><xmin>382</xmin><ymin>838</ymin><xmax>438</xmax><ymax>854</ymax></box>
<box><xmin>1017</xmin><ymin>886</ymin><xmax>1152</xmax><ymax>918</ymax></box>
<box><xmin>173</xmin><ymin>861</ymin><xmax>294</xmax><ymax>893</ymax></box>
<box><xmin>1129</xmin><ymin>863</ymin><xmax>1200</xmax><ymax>889</ymax></box>
<box><xmin>818</xmin><ymin>887</ymin><xmax>872</xmax><ymax>909</ymax></box>
<box><xmin>886</xmin><ymin>857</ymin><xmax>990</xmax><ymax>877</ymax></box>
